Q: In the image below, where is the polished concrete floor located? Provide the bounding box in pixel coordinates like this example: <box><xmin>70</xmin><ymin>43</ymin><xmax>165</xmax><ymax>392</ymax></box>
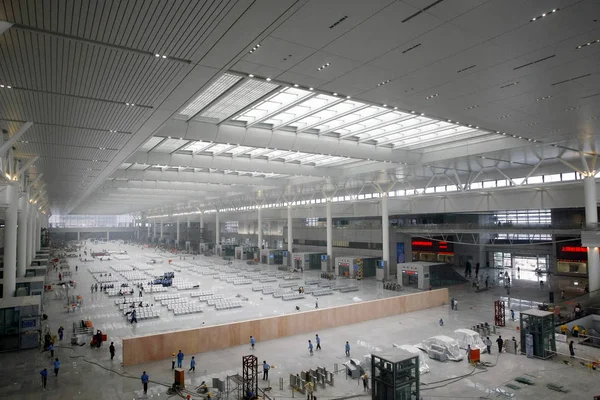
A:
<box><xmin>0</xmin><ymin>243</ymin><xmax>599</xmax><ymax>400</ymax></box>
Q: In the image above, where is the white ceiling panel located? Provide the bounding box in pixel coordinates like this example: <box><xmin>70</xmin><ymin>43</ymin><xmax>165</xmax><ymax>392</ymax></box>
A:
<box><xmin>288</xmin><ymin>51</ymin><xmax>364</xmax><ymax>82</ymax></box>
<box><xmin>271</xmin><ymin>0</ymin><xmax>394</xmax><ymax>50</ymax></box>
<box><xmin>370</xmin><ymin>23</ymin><xmax>484</xmax><ymax>75</ymax></box>
<box><xmin>242</xmin><ymin>36</ymin><xmax>317</xmax><ymax>71</ymax></box>
<box><xmin>402</xmin><ymin>0</ymin><xmax>490</xmax><ymax>21</ymax></box>
<box><xmin>324</xmin><ymin>1</ymin><xmax>443</xmax><ymax>62</ymax></box>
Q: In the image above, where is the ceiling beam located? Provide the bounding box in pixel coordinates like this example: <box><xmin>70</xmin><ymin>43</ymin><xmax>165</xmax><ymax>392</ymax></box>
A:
<box><xmin>110</xmin><ymin>169</ymin><xmax>285</xmax><ymax>185</ymax></box>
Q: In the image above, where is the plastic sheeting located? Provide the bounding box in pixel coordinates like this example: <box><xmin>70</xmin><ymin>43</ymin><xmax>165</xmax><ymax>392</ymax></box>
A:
<box><xmin>417</xmin><ymin>335</ymin><xmax>464</xmax><ymax>361</ymax></box>
<box><xmin>454</xmin><ymin>329</ymin><xmax>487</xmax><ymax>353</ymax></box>
<box><xmin>392</xmin><ymin>344</ymin><xmax>430</xmax><ymax>374</ymax></box>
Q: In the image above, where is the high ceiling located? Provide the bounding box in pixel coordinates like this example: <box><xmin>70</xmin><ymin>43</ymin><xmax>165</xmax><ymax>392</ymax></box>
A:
<box><xmin>1</xmin><ymin>0</ymin><xmax>599</xmax><ymax>217</ymax></box>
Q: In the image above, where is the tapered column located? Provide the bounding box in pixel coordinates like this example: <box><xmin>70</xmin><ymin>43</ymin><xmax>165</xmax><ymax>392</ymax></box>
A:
<box><xmin>215</xmin><ymin>212</ymin><xmax>220</xmax><ymax>244</ymax></box>
<box><xmin>176</xmin><ymin>217</ymin><xmax>180</xmax><ymax>245</ymax></box>
<box><xmin>584</xmin><ymin>176</ymin><xmax>599</xmax><ymax>291</ymax></box>
<box><xmin>4</xmin><ymin>184</ymin><xmax>18</xmax><ymax>298</ymax></box>
<box><xmin>17</xmin><ymin>197</ymin><xmax>28</xmax><ymax>277</ymax></box>
<box><xmin>27</xmin><ymin>205</ymin><xmax>35</xmax><ymax>265</ymax></box>
<box><xmin>287</xmin><ymin>206</ymin><xmax>293</xmax><ymax>253</ymax></box>
<box><xmin>160</xmin><ymin>220</ymin><xmax>164</xmax><ymax>239</ymax></box>
<box><xmin>382</xmin><ymin>194</ymin><xmax>390</xmax><ymax>278</ymax></box>
<box><xmin>326</xmin><ymin>200</ymin><xmax>332</xmax><ymax>260</ymax></box>
<box><xmin>257</xmin><ymin>207</ymin><xmax>263</xmax><ymax>249</ymax></box>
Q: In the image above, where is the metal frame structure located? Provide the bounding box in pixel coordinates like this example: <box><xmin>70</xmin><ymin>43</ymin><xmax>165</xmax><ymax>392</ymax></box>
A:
<box><xmin>242</xmin><ymin>355</ymin><xmax>258</xmax><ymax>400</ymax></box>
<box><xmin>494</xmin><ymin>300</ymin><xmax>505</xmax><ymax>327</ymax></box>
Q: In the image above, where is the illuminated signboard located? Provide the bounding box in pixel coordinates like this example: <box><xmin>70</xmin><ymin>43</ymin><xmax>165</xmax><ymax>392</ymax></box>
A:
<box><xmin>556</xmin><ymin>240</ymin><xmax>587</xmax><ymax>261</ymax></box>
<box><xmin>411</xmin><ymin>239</ymin><xmax>454</xmax><ymax>253</ymax></box>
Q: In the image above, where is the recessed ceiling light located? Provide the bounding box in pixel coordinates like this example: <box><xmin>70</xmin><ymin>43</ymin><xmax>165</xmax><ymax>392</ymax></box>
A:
<box><xmin>162</xmin><ymin>55</ymin><xmax>167</xmax><ymax>59</ymax></box>
<box><xmin>309</xmin><ymin>87</ymin><xmax>314</xmax><ymax>91</ymax></box>
<box><xmin>248</xmin><ymin>74</ymin><xmax>254</xmax><ymax>78</ymax></box>
<box><xmin>530</xmin><ymin>8</ymin><xmax>558</xmax><ymax>22</ymax></box>
<box><xmin>266</xmin><ymin>78</ymin><xmax>271</xmax><ymax>81</ymax></box>
<box><xmin>155</xmin><ymin>54</ymin><xmax>160</xmax><ymax>57</ymax></box>
<box><xmin>333</xmin><ymin>93</ymin><xmax>338</xmax><ymax>96</ymax></box>
<box><xmin>346</xmin><ymin>95</ymin><xmax>351</xmax><ymax>99</ymax></box>
<box><xmin>393</xmin><ymin>106</ymin><xmax>398</xmax><ymax>110</ymax></box>
<box><xmin>383</xmin><ymin>104</ymin><xmax>387</xmax><ymax>107</ymax></box>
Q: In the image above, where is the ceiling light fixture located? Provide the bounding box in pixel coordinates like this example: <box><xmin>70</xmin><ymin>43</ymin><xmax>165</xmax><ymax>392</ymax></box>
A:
<box><xmin>266</xmin><ymin>78</ymin><xmax>271</xmax><ymax>81</ymax></box>
<box><xmin>377</xmin><ymin>80</ymin><xmax>391</xmax><ymax>87</ymax></box>
<box><xmin>535</xmin><ymin>95</ymin><xmax>552</xmax><ymax>101</ymax></box>
<box><xmin>248</xmin><ymin>74</ymin><xmax>254</xmax><ymax>78</ymax></box>
<box><xmin>531</xmin><ymin>8</ymin><xmax>558</xmax><ymax>22</ymax></box>
<box><xmin>464</xmin><ymin>105</ymin><xmax>479</xmax><ymax>110</ymax></box>
<box><xmin>317</xmin><ymin>62</ymin><xmax>331</xmax><ymax>71</ymax></box>
<box><xmin>293</xmin><ymin>84</ymin><xmax>299</xmax><ymax>87</ymax></box>
<box><xmin>248</xmin><ymin>44</ymin><xmax>261</xmax><ymax>54</ymax></box>
<box><xmin>309</xmin><ymin>87</ymin><xmax>314</xmax><ymax>91</ymax></box>
<box><xmin>425</xmin><ymin>93</ymin><xmax>439</xmax><ymax>99</ymax></box>
<box><xmin>576</xmin><ymin>39</ymin><xmax>600</xmax><ymax>49</ymax></box>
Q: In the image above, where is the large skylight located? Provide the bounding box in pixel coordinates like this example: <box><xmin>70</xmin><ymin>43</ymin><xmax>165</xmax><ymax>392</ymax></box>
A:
<box><xmin>225</xmin><ymin>78</ymin><xmax>495</xmax><ymax>149</ymax></box>
<box><xmin>168</xmin><ymin>139</ymin><xmax>366</xmax><ymax>168</ymax></box>
<box><xmin>179</xmin><ymin>73</ymin><xmax>242</xmax><ymax>118</ymax></box>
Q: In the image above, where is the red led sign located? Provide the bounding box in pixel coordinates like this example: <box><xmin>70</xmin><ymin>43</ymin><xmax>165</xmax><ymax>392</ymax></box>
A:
<box><xmin>561</xmin><ymin>246</ymin><xmax>587</xmax><ymax>253</ymax></box>
<box><xmin>412</xmin><ymin>241</ymin><xmax>433</xmax><ymax>247</ymax></box>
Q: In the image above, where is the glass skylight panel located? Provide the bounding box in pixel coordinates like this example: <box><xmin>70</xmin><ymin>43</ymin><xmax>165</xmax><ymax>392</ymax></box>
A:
<box><xmin>235</xmin><ymin>87</ymin><xmax>311</xmax><ymax>125</ymax></box>
<box><xmin>265</xmin><ymin>150</ymin><xmax>289</xmax><ymax>159</ymax></box>
<box><xmin>199</xmin><ymin>79</ymin><xmax>279</xmax><ymax>122</ymax></box>
<box><xmin>153</xmin><ymin>138</ymin><xmax>189</xmax><ymax>153</ymax></box>
<box><xmin>206</xmin><ymin>143</ymin><xmax>233</xmax><ymax>154</ymax></box>
<box><xmin>293</xmin><ymin>101</ymin><xmax>363</xmax><ymax>129</ymax></box>
<box><xmin>182</xmin><ymin>141</ymin><xmax>215</xmax><ymax>153</ymax></box>
<box><xmin>139</xmin><ymin>136</ymin><xmax>164</xmax><ymax>152</ymax></box>
<box><xmin>128</xmin><ymin>163</ymin><xmax>150</xmax><ymax>170</ymax></box>
<box><xmin>313</xmin><ymin>106</ymin><xmax>383</xmax><ymax>132</ymax></box>
<box><xmin>228</xmin><ymin>146</ymin><xmax>254</xmax><ymax>156</ymax></box>
<box><xmin>179</xmin><ymin>73</ymin><xmax>242</xmax><ymax>117</ymax></box>
<box><xmin>247</xmin><ymin>148</ymin><xmax>272</xmax><ymax>158</ymax></box>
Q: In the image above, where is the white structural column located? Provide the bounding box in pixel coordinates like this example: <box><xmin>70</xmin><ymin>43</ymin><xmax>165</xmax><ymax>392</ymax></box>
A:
<box><xmin>153</xmin><ymin>222</ymin><xmax>157</xmax><ymax>238</ymax></box>
<box><xmin>30</xmin><ymin>210</ymin><xmax>36</xmax><ymax>260</ymax></box>
<box><xmin>287</xmin><ymin>206</ymin><xmax>293</xmax><ymax>253</ymax></box>
<box><xmin>326</xmin><ymin>200</ymin><xmax>333</xmax><ymax>259</ymax></box>
<box><xmin>17</xmin><ymin>197</ymin><xmax>28</xmax><ymax>277</ymax></box>
<box><xmin>4</xmin><ymin>184</ymin><xmax>18</xmax><ymax>298</ymax></box>
<box><xmin>147</xmin><ymin>223</ymin><xmax>150</xmax><ymax>237</ymax></box>
<box><xmin>35</xmin><ymin>212</ymin><xmax>41</xmax><ymax>251</ymax></box>
<box><xmin>160</xmin><ymin>220</ymin><xmax>164</xmax><ymax>239</ymax></box>
<box><xmin>215</xmin><ymin>212</ymin><xmax>220</xmax><ymax>244</ymax></box>
<box><xmin>584</xmin><ymin>176</ymin><xmax>600</xmax><ymax>291</ymax></box>
<box><xmin>381</xmin><ymin>194</ymin><xmax>390</xmax><ymax>278</ymax></box>
<box><xmin>176</xmin><ymin>217</ymin><xmax>180</xmax><ymax>244</ymax></box>
<box><xmin>257</xmin><ymin>207</ymin><xmax>263</xmax><ymax>249</ymax></box>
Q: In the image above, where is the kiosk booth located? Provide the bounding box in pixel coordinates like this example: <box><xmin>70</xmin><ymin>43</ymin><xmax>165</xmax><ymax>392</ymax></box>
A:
<box><xmin>235</xmin><ymin>246</ymin><xmax>259</xmax><ymax>260</ymax></box>
<box><xmin>260</xmin><ymin>249</ymin><xmax>284</xmax><ymax>265</ymax></box>
<box><xmin>0</xmin><ymin>295</ymin><xmax>42</xmax><ymax>351</ymax></box>
<box><xmin>290</xmin><ymin>252</ymin><xmax>325</xmax><ymax>270</ymax></box>
<box><xmin>215</xmin><ymin>244</ymin><xmax>236</xmax><ymax>257</ymax></box>
<box><xmin>335</xmin><ymin>256</ymin><xmax>380</xmax><ymax>279</ymax></box>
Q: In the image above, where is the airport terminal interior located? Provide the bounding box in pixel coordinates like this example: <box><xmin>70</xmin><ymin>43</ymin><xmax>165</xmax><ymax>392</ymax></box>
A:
<box><xmin>1</xmin><ymin>1</ymin><xmax>600</xmax><ymax>399</ymax></box>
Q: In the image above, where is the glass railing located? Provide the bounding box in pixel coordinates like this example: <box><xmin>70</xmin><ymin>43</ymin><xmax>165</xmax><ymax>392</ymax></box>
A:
<box><xmin>552</xmin><ymin>288</ymin><xmax>600</xmax><ymax>326</ymax></box>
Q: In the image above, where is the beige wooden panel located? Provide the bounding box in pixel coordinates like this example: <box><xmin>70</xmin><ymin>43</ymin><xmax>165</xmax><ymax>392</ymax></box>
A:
<box><xmin>123</xmin><ymin>289</ymin><xmax>448</xmax><ymax>365</ymax></box>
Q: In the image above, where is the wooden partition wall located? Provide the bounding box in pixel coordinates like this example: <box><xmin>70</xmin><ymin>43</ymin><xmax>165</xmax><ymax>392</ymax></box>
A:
<box><xmin>122</xmin><ymin>288</ymin><xmax>448</xmax><ymax>365</ymax></box>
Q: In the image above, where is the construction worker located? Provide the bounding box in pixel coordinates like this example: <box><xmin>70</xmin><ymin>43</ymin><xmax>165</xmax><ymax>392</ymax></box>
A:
<box><xmin>263</xmin><ymin>360</ymin><xmax>270</xmax><ymax>380</ymax></box>
<box><xmin>345</xmin><ymin>341</ymin><xmax>351</xmax><ymax>356</ymax></box>
<box><xmin>315</xmin><ymin>334</ymin><xmax>321</xmax><ymax>350</ymax></box>
<box><xmin>250</xmin><ymin>336</ymin><xmax>256</xmax><ymax>350</ymax></box>
<box><xmin>308</xmin><ymin>340</ymin><xmax>314</xmax><ymax>355</ymax></box>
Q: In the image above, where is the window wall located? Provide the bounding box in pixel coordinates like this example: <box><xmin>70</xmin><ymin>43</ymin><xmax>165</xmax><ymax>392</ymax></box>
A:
<box><xmin>49</xmin><ymin>214</ymin><xmax>133</xmax><ymax>228</ymax></box>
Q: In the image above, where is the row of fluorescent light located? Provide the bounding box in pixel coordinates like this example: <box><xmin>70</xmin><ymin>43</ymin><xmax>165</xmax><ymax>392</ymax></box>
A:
<box><xmin>0</xmin><ymin>83</ymin><xmax>12</xmax><ymax>88</ymax></box>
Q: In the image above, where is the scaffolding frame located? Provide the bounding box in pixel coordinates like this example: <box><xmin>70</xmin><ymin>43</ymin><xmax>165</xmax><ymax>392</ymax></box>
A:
<box><xmin>494</xmin><ymin>300</ymin><xmax>505</xmax><ymax>327</ymax></box>
<box><xmin>242</xmin><ymin>355</ymin><xmax>258</xmax><ymax>399</ymax></box>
